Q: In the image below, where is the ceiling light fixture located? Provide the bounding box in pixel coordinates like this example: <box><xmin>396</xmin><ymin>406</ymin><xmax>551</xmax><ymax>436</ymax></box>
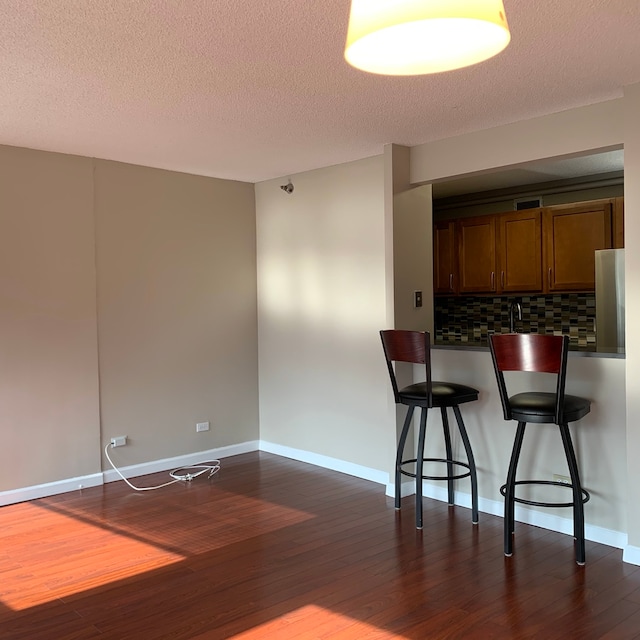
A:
<box><xmin>344</xmin><ymin>0</ymin><xmax>511</xmax><ymax>76</ymax></box>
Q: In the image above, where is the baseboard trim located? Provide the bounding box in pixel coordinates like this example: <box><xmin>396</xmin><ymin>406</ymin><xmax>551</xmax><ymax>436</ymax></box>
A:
<box><xmin>102</xmin><ymin>440</ymin><xmax>260</xmax><ymax>483</ymax></box>
<box><xmin>0</xmin><ymin>441</ymin><xmax>260</xmax><ymax>506</ymax></box>
<box><xmin>0</xmin><ymin>473</ymin><xmax>104</xmax><ymax>507</ymax></box>
<box><xmin>418</xmin><ymin>481</ymin><xmax>627</xmax><ymax>551</ymax></box>
<box><xmin>1</xmin><ymin>441</ymin><xmax>632</xmax><ymax>562</ymax></box>
<box><xmin>623</xmin><ymin>544</ymin><xmax>640</xmax><ymax>566</ymax></box>
<box><xmin>259</xmin><ymin>440</ymin><xmax>389</xmax><ymax>486</ymax></box>
<box><xmin>385</xmin><ymin>480</ymin><xmax>414</xmax><ymax>499</ymax></box>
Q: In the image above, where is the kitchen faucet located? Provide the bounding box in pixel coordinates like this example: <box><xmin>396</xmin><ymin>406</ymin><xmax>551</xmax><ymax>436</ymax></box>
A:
<box><xmin>509</xmin><ymin>300</ymin><xmax>522</xmax><ymax>333</ymax></box>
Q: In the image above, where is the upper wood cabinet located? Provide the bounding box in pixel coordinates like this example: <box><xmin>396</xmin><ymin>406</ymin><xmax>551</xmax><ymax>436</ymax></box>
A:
<box><xmin>497</xmin><ymin>209</ymin><xmax>543</xmax><ymax>293</ymax></box>
<box><xmin>454</xmin><ymin>211</ymin><xmax>543</xmax><ymax>295</ymax></box>
<box><xmin>613</xmin><ymin>196</ymin><xmax>624</xmax><ymax>248</ymax></box>
<box><xmin>434</xmin><ymin>197</ymin><xmax>619</xmax><ymax>295</ymax></box>
<box><xmin>457</xmin><ymin>215</ymin><xmax>497</xmax><ymax>294</ymax></box>
<box><xmin>543</xmin><ymin>201</ymin><xmax>613</xmax><ymax>292</ymax></box>
<box><xmin>433</xmin><ymin>220</ymin><xmax>457</xmax><ymax>294</ymax></box>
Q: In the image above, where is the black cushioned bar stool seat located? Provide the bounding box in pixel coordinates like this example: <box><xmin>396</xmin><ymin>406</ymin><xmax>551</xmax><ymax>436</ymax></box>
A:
<box><xmin>508</xmin><ymin>392</ymin><xmax>590</xmax><ymax>423</ymax></box>
<box><xmin>380</xmin><ymin>330</ymin><xmax>479</xmax><ymax>530</ymax></box>
<box><xmin>489</xmin><ymin>332</ymin><xmax>591</xmax><ymax>565</ymax></box>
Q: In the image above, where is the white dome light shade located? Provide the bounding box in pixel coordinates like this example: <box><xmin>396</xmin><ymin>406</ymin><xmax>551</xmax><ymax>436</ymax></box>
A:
<box><xmin>345</xmin><ymin>0</ymin><xmax>511</xmax><ymax>75</ymax></box>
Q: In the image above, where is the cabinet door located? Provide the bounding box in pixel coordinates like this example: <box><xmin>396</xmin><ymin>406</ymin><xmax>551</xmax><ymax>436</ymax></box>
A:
<box><xmin>497</xmin><ymin>210</ymin><xmax>542</xmax><ymax>293</ymax></box>
<box><xmin>613</xmin><ymin>196</ymin><xmax>624</xmax><ymax>248</ymax></box>
<box><xmin>433</xmin><ymin>220</ymin><xmax>457</xmax><ymax>294</ymax></box>
<box><xmin>544</xmin><ymin>203</ymin><xmax>613</xmax><ymax>291</ymax></box>
<box><xmin>457</xmin><ymin>216</ymin><xmax>496</xmax><ymax>293</ymax></box>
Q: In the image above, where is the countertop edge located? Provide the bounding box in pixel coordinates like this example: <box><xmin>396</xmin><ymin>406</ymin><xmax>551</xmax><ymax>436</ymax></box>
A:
<box><xmin>432</xmin><ymin>343</ymin><xmax>625</xmax><ymax>359</ymax></box>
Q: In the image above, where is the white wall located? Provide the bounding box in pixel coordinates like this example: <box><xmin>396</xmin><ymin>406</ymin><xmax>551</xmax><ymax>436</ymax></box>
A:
<box><xmin>255</xmin><ymin>156</ymin><xmax>395</xmax><ymax>475</ymax></box>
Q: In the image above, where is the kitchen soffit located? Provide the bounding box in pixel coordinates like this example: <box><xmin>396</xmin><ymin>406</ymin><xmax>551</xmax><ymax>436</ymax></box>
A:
<box><xmin>432</xmin><ymin>149</ymin><xmax>624</xmax><ymax>201</ymax></box>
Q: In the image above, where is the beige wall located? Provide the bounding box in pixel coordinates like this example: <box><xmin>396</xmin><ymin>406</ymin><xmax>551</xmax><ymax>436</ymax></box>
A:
<box><xmin>0</xmin><ymin>146</ymin><xmax>258</xmax><ymax>496</ymax></box>
<box><xmin>623</xmin><ymin>82</ymin><xmax>640</xmax><ymax>548</ymax></box>
<box><xmin>411</xmin><ymin>100</ymin><xmax>624</xmax><ymax>185</ymax></box>
<box><xmin>409</xmin><ymin>95</ymin><xmax>638</xmax><ymax>551</ymax></box>
<box><xmin>430</xmin><ymin>350</ymin><xmax>627</xmax><ymax>535</ymax></box>
<box><xmin>253</xmin><ymin>99</ymin><xmax>634</xmax><ymax>542</ymax></box>
<box><xmin>0</xmin><ymin>146</ymin><xmax>100</xmax><ymax>491</ymax></box>
<box><xmin>2</xmin><ymin>88</ymin><xmax>637</xmax><ymax>552</ymax></box>
<box><xmin>255</xmin><ymin>156</ymin><xmax>394</xmax><ymax>473</ymax></box>
<box><xmin>392</xmin><ymin>184</ymin><xmax>433</xmax><ymax>333</ymax></box>
<box><xmin>94</xmin><ymin>160</ymin><xmax>258</xmax><ymax>466</ymax></box>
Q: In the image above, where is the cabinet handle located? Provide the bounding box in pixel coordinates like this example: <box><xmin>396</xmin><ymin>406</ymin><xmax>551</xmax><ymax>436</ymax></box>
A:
<box><xmin>491</xmin><ymin>271</ymin><xmax>495</xmax><ymax>290</ymax></box>
<box><xmin>501</xmin><ymin>271</ymin><xmax>505</xmax><ymax>289</ymax></box>
<box><xmin>548</xmin><ymin>267</ymin><xmax>552</xmax><ymax>289</ymax></box>
<box><xmin>449</xmin><ymin>273</ymin><xmax>453</xmax><ymax>291</ymax></box>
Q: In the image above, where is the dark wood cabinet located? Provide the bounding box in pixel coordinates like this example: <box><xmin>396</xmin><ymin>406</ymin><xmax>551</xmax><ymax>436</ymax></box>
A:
<box><xmin>497</xmin><ymin>209</ymin><xmax>543</xmax><ymax>293</ymax></box>
<box><xmin>457</xmin><ymin>216</ymin><xmax>497</xmax><ymax>294</ymax></box>
<box><xmin>543</xmin><ymin>202</ymin><xmax>613</xmax><ymax>292</ymax></box>
<box><xmin>433</xmin><ymin>220</ymin><xmax>457</xmax><ymax>294</ymax></box>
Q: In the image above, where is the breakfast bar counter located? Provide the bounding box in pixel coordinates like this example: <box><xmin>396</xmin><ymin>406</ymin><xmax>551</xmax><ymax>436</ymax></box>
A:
<box><xmin>424</xmin><ymin>343</ymin><xmax>627</xmax><ymax>549</ymax></box>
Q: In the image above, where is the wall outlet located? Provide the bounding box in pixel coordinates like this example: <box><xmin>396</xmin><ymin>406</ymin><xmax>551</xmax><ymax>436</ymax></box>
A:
<box><xmin>196</xmin><ymin>421</ymin><xmax>210</xmax><ymax>433</ymax></box>
<box><xmin>110</xmin><ymin>435</ymin><xmax>127</xmax><ymax>447</ymax></box>
<box><xmin>553</xmin><ymin>473</ymin><xmax>571</xmax><ymax>485</ymax></box>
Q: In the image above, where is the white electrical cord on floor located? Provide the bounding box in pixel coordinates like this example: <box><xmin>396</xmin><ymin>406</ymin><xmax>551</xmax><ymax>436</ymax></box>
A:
<box><xmin>104</xmin><ymin>442</ymin><xmax>221</xmax><ymax>492</ymax></box>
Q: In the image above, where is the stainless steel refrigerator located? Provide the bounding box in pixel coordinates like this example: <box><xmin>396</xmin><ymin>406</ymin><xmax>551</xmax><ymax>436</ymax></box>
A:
<box><xmin>595</xmin><ymin>248</ymin><xmax>625</xmax><ymax>352</ymax></box>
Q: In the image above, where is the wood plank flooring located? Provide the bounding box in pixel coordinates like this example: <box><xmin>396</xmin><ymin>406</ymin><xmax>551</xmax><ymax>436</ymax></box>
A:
<box><xmin>1</xmin><ymin>451</ymin><xmax>640</xmax><ymax>639</ymax></box>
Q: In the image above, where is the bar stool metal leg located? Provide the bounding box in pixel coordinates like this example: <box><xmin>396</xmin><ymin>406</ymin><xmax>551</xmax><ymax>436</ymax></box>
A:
<box><xmin>395</xmin><ymin>406</ymin><xmax>415</xmax><ymax>509</ymax></box>
<box><xmin>415</xmin><ymin>407</ymin><xmax>428</xmax><ymax>529</ymax></box>
<box><xmin>559</xmin><ymin>423</ymin><xmax>586</xmax><ymax>565</ymax></box>
<box><xmin>441</xmin><ymin>407</ymin><xmax>455</xmax><ymax>506</ymax></box>
<box><xmin>454</xmin><ymin>405</ymin><xmax>479</xmax><ymax>524</ymax></box>
<box><xmin>504</xmin><ymin>421</ymin><xmax>526</xmax><ymax>556</ymax></box>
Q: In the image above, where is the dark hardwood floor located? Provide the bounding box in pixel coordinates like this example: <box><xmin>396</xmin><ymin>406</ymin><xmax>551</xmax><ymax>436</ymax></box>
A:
<box><xmin>1</xmin><ymin>451</ymin><xmax>640</xmax><ymax>639</ymax></box>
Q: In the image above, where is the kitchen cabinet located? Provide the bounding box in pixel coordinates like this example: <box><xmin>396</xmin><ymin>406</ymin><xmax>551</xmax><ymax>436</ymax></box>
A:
<box><xmin>613</xmin><ymin>196</ymin><xmax>624</xmax><ymax>248</ymax></box>
<box><xmin>433</xmin><ymin>220</ymin><xmax>457</xmax><ymax>294</ymax></box>
<box><xmin>435</xmin><ymin>198</ymin><xmax>616</xmax><ymax>295</ymax></box>
<box><xmin>457</xmin><ymin>215</ymin><xmax>496</xmax><ymax>294</ymax></box>
<box><xmin>543</xmin><ymin>201</ymin><xmax>613</xmax><ymax>292</ymax></box>
<box><xmin>497</xmin><ymin>209</ymin><xmax>543</xmax><ymax>293</ymax></box>
<box><xmin>454</xmin><ymin>210</ymin><xmax>542</xmax><ymax>295</ymax></box>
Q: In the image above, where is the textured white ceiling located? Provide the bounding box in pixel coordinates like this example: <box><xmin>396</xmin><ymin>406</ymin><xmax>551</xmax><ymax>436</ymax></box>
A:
<box><xmin>0</xmin><ymin>1</ymin><xmax>638</xmax><ymax>184</ymax></box>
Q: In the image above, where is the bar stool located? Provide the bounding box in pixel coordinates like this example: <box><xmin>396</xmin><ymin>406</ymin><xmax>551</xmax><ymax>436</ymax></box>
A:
<box><xmin>380</xmin><ymin>330</ymin><xmax>479</xmax><ymax>529</ymax></box>
<box><xmin>489</xmin><ymin>333</ymin><xmax>591</xmax><ymax>565</ymax></box>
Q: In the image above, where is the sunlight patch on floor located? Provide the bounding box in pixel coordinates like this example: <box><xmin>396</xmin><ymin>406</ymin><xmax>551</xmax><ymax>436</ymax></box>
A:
<box><xmin>228</xmin><ymin>604</ymin><xmax>408</xmax><ymax>639</ymax></box>
<box><xmin>0</xmin><ymin>490</ymin><xmax>315</xmax><ymax>611</ymax></box>
<box><xmin>0</xmin><ymin>502</ymin><xmax>184</xmax><ymax>611</ymax></box>
<box><xmin>40</xmin><ymin>487</ymin><xmax>316</xmax><ymax>555</ymax></box>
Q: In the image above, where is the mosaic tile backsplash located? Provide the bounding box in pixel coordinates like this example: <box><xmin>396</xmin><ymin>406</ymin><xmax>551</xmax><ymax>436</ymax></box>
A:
<box><xmin>434</xmin><ymin>294</ymin><xmax>596</xmax><ymax>348</ymax></box>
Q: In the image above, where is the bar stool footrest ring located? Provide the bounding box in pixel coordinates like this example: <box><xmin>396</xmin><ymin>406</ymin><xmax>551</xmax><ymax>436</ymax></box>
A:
<box><xmin>500</xmin><ymin>479</ymin><xmax>590</xmax><ymax>508</ymax></box>
<box><xmin>399</xmin><ymin>458</ymin><xmax>471</xmax><ymax>482</ymax></box>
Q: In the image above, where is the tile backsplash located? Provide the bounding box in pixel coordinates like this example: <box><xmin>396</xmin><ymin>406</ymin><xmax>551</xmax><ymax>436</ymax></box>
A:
<box><xmin>434</xmin><ymin>294</ymin><xmax>596</xmax><ymax>348</ymax></box>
